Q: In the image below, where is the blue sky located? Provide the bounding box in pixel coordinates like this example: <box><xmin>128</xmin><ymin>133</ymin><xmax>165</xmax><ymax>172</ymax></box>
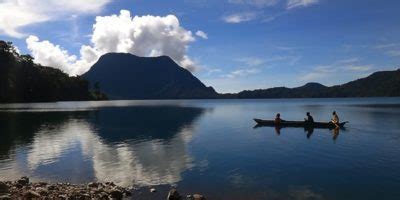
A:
<box><xmin>1</xmin><ymin>0</ymin><xmax>400</xmax><ymax>93</ymax></box>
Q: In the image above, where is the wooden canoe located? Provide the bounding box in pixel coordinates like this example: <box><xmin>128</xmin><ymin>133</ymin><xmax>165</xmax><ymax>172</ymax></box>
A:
<box><xmin>253</xmin><ymin>118</ymin><xmax>347</xmax><ymax>129</ymax></box>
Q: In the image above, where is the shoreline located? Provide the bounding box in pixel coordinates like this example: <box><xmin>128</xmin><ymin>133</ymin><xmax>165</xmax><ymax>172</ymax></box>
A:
<box><xmin>0</xmin><ymin>177</ymin><xmax>206</xmax><ymax>200</ymax></box>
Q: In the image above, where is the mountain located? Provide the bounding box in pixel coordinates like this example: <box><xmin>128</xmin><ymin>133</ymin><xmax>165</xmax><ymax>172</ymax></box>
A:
<box><xmin>84</xmin><ymin>53</ymin><xmax>399</xmax><ymax>99</ymax></box>
<box><xmin>0</xmin><ymin>41</ymin><xmax>106</xmax><ymax>103</ymax></box>
<box><xmin>328</xmin><ymin>69</ymin><xmax>400</xmax><ymax>97</ymax></box>
<box><xmin>83</xmin><ymin>53</ymin><xmax>217</xmax><ymax>99</ymax></box>
<box><xmin>235</xmin><ymin>82</ymin><xmax>329</xmax><ymax>98</ymax></box>
<box><xmin>234</xmin><ymin>69</ymin><xmax>400</xmax><ymax>98</ymax></box>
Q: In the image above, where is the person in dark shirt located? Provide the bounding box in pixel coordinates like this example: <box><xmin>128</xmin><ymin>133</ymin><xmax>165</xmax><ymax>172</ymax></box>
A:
<box><xmin>305</xmin><ymin>112</ymin><xmax>314</xmax><ymax>123</ymax></box>
<box><xmin>275</xmin><ymin>113</ymin><xmax>282</xmax><ymax>124</ymax></box>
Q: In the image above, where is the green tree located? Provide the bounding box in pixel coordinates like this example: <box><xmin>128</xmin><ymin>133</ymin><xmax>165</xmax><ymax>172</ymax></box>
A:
<box><xmin>0</xmin><ymin>41</ymin><xmax>17</xmax><ymax>55</ymax></box>
<box><xmin>94</xmin><ymin>81</ymin><xmax>101</xmax><ymax>95</ymax></box>
<box><xmin>21</xmin><ymin>54</ymin><xmax>34</xmax><ymax>64</ymax></box>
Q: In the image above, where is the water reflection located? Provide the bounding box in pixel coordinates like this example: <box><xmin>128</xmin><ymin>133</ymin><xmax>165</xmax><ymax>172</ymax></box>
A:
<box><xmin>306</xmin><ymin>128</ymin><xmax>314</xmax><ymax>139</ymax></box>
<box><xmin>254</xmin><ymin>125</ymin><xmax>345</xmax><ymax>141</ymax></box>
<box><xmin>332</xmin><ymin>127</ymin><xmax>340</xmax><ymax>142</ymax></box>
<box><xmin>0</xmin><ymin>112</ymin><xmax>87</xmax><ymax>157</ymax></box>
<box><xmin>1</xmin><ymin>99</ymin><xmax>400</xmax><ymax>199</ymax></box>
<box><xmin>0</xmin><ymin>106</ymin><xmax>205</xmax><ymax>187</ymax></box>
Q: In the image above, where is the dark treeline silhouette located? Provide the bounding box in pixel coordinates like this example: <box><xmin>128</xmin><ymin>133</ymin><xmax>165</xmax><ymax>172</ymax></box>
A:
<box><xmin>222</xmin><ymin>69</ymin><xmax>400</xmax><ymax>98</ymax></box>
<box><xmin>0</xmin><ymin>41</ymin><xmax>107</xmax><ymax>103</ymax></box>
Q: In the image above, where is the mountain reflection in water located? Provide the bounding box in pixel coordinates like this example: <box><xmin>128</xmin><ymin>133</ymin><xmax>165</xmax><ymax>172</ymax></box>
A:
<box><xmin>0</xmin><ymin>106</ymin><xmax>205</xmax><ymax>187</ymax></box>
<box><xmin>1</xmin><ymin>98</ymin><xmax>400</xmax><ymax>200</ymax></box>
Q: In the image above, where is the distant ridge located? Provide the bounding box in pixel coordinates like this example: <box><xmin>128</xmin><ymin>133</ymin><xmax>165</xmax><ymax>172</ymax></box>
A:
<box><xmin>83</xmin><ymin>53</ymin><xmax>217</xmax><ymax>99</ymax></box>
<box><xmin>230</xmin><ymin>69</ymin><xmax>400</xmax><ymax>98</ymax></box>
<box><xmin>84</xmin><ymin>51</ymin><xmax>400</xmax><ymax>99</ymax></box>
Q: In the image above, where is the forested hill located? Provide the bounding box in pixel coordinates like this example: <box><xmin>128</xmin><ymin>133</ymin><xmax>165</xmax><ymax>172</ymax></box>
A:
<box><xmin>83</xmin><ymin>53</ymin><xmax>218</xmax><ymax>99</ymax></box>
<box><xmin>0</xmin><ymin>41</ymin><xmax>105</xmax><ymax>103</ymax></box>
<box><xmin>231</xmin><ymin>69</ymin><xmax>400</xmax><ymax>98</ymax></box>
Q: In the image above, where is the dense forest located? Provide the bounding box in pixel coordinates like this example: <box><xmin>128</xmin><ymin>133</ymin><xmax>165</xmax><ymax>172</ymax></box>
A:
<box><xmin>0</xmin><ymin>40</ymin><xmax>106</xmax><ymax>103</ymax></box>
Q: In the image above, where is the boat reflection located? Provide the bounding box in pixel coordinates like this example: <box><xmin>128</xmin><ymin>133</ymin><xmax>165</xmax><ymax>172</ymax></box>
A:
<box><xmin>0</xmin><ymin>106</ymin><xmax>205</xmax><ymax>187</ymax></box>
<box><xmin>255</xmin><ymin>124</ymin><xmax>345</xmax><ymax>141</ymax></box>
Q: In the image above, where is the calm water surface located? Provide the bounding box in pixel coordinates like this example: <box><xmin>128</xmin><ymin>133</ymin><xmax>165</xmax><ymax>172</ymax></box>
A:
<box><xmin>1</xmin><ymin>98</ymin><xmax>400</xmax><ymax>200</ymax></box>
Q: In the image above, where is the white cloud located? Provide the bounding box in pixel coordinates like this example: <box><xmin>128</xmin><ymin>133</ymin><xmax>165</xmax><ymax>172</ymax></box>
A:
<box><xmin>26</xmin><ymin>35</ymin><xmax>80</xmax><ymax>74</ymax></box>
<box><xmin>300</xmin><ymin>62</ymin><xmax>374</xmax><ymax>82</ymax></box>
<box><xmin>89</xmin><ymin>10</ymin><xmax>196</xmax><ymax>71</ymax></box>
<box><xmin>222</xmin><ymin>68</ymin><xmax>259</xmax><ymax>78</ymax></box>
<box><xmin>195</xmin><ymin>30</ymin><xmax>208</xmax><ymax>39</ymax></box>
<box><xmin>203</xmin><ymin>68</ymin><xmax>222</xmax><ymax>76</ymax></box>
<box><xmin>337</xmin><ymin>57</ymin><xmax>360</xmax><ymax>64</ymax></box>
<box><xmin>208</xmin><ymin>68</ymin><xmax>222</xmax><ymax>74</ymax></box>
<box><xmin>274</xmin><ymin>45</ymin><xmax>295</xmax><ymax>51</ymax></box>
<box><xmin>300</xmin><ymin>71</ymin><xmax>325</xmax><ymax>81</ymax></box>
<box><xmin>0</xmin><ymin>3</ymin><xmax>48</xmax><ymax>38</ymax></box>
<box><xmin>300</xmin><ymin>65</ymin><xmax>336</xmax><ymax>81</ymax></box>
<box><xmin>374</xmin><ymin>43</ymin><xmax>400</xmax><ymax>49</ymax></box>
<box><xmin>223</xmin><ymin>12</ymin><xmax>258</xmax><ymax>23</ymax></box>
<box><xmin>224</xmin><ymin>0</ymin><xmax>320</xmax><ymax>23</ymax></box>
<box><xmin>228</xmin><ymin>0</ymin><xmax>280</xmax><ymax>7</ymax></box>
<box><xmin>26</xmin><ymin>10</ymin><xmax>199</xmax><ymax>75</ymax></box>
<box><xmin>387</xmin><ymin>50</ymin><xmax>400</xmax><ymax>57</ymax></box>
<box><xmin>263</xmin><ymin>15</ymin><xmax>278</xmax><ymax>22</ymax></box>
<box><xmin>0</xmin><ymin>0</ymin><xmax>112</xmax><ymax>38</ymax></box>
<box><xmin>236</xmin><ymin>57</ymin><xmax>265</xmax><ymax>66</ymax></box>
<box><xmin>287</xmin><ymin>0</ymin><xmax>319</xmax><ymax>10</ymax></box>
<box><xmin>345</xmin><ymin>65</ymin><xmax>373</xmax><ymax>72</ymax></box>
<box><xmin>372</xmin><ymin>42</ymin><xmax>400</xmax><ymax>57</ymax></box>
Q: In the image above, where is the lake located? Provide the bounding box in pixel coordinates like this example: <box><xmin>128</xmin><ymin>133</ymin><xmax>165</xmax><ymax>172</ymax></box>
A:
<box><xmin>1</xmin><ymin>98</ymin><xmax>400</xmax><ymax>200</ymax></box>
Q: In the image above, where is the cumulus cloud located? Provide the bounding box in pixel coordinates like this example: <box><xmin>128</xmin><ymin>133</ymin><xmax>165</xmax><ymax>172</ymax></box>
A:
<box><xmin>223</xmin><ymin>12</ymin><xmax>258</xmax><ymax>23</ymax></box>
<box><xmin>195</xmin><ymin>30</ymin><xmax>208</xmax><ymax>39</ymax></box>
<box><xmin>26</xmin><ymin>10</ymin><xmax>199</xmax><ymax>75</ymax></box>
<box><xmin>26</xmin><ymin>36</ymin><xmax>78</xmax><ymax>74</ymax></box>
<box><xmin>26</xmin><ymin>36</ymin><xmax>96</xmax><ymax>75</ymax></box>
<box><xmin>287</xmin><ymin>0</ymin><xmax>319</xmax><ymax>10</ymax></box>
<box><xmin>0</xmin><ymin>0</ymin><xmax>112</xmax><ymax>38</ymax></box>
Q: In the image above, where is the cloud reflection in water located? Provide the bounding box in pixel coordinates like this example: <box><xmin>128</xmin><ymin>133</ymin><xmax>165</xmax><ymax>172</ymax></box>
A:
<box><xmin>0</xmin><ymin>106</ymin><xmax>205</xmax><ymax>187</ymax></box>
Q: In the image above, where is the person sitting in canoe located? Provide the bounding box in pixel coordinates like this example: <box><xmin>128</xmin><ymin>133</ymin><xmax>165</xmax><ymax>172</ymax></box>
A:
<box><xmin>331</xmin><ymin>111</ymin><xmax>340</xmax><ymax>128</ymax></box>
<box><xmin>275</xmin><ymin>113</ymin><xmax>283</xmax><ymax>124</ymax></box>
<box><xmin>304</xmin><ymin>112</ymin><xmax>314</xmax><ymax>123</ymax></box>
